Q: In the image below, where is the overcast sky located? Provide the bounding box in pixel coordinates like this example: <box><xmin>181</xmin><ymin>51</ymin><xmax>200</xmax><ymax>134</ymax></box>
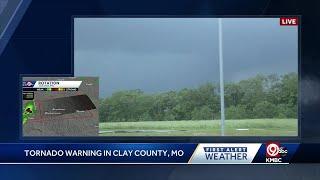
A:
<box><xmin>74</xmin><ymin>18</ymin><xmax>298</xmax><ymax>97</ymax></box>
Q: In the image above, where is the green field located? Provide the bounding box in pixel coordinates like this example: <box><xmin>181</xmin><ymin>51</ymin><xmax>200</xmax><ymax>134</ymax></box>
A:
<box><xmin>99</xmin><ymin>119</ymin><xmax>297</xmax><ymax>136</ymax></box>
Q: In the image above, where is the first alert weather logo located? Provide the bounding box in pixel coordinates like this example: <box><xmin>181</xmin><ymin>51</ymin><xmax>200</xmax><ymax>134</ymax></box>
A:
<box><xmin>203</xmin><ymin>147</ymin><xmax>247</xmax><ymax>161</ymax></box>
<box><xmin>189</xmin><ymin>144</ymin><xmax>261</xmax><ymax>164</ymax></box>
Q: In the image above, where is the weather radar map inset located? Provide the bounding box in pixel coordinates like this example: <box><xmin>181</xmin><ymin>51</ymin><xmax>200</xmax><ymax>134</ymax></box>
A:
<box><xmin>22</xmin><ymin>77</ymin><xmax>99</xmax><ymax>137</ymax></box>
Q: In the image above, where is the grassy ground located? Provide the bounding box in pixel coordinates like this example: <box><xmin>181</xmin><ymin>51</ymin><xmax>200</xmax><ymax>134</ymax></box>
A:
<box><xmin>99</xmin><ymin>119</ymin><xmax>298</xmax><ymax>136</ymax></box>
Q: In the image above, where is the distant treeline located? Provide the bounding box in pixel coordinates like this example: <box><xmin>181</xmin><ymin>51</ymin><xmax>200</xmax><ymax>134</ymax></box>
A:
<box><xmin>99</xmin><ymin>72</ymin><xmax>297</xmax><ymax>122</ymax></box>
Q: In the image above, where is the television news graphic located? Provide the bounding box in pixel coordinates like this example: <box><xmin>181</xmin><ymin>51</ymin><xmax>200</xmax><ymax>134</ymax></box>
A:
<box><xmin>190</xmin><ymin>144</ymin><xmax>261</xmax><ymax>164</ymax></box>
<box><xmin>265</xmin><ymin>142</ymin><xmax>288</xmax><ymax>163</ymax></box>
<box><xmin>0</xmin><ymin>143</ymin><xmax>299</xmax><ymax>164</ymax></box>
<box><xmin>22</xmin><ymin>77</ymin><xmax>99</xmax><ymax>137</ymax></box>
<box><xmin>280</xmin><ymin>17</ymin><xmax>299</xmax><ymax>26</ymax></box>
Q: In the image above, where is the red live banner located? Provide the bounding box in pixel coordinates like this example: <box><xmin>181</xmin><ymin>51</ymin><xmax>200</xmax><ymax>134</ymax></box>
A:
<box><xmin>280</xmin><ymin>17</ymin><xmax>299</xmax><ymax>26</ymax></box>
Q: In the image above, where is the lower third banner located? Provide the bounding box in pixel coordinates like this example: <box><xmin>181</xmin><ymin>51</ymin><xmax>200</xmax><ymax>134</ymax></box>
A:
<box><xmin>0</xmin><ymin>143</ymin><xmax>300</xmax><ymax>164</ymax></box>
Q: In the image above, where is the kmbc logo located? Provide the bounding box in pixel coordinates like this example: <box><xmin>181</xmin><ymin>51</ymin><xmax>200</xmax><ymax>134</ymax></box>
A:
<box><xmin>265</xmin><ymin>142</ymin><xmax>288</xmax><ymax>163</ymax></box>
<box><xmin>23</xmin><ymin>81</ymin><xmax>35</xmax><ymax>87</ymax></box>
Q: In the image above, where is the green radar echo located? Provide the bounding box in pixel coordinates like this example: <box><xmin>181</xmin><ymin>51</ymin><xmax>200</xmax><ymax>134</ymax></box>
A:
<box><xmin>22</xmin><ymin>101</ymin><xmax>36</xmax><ymax>124</ymax></box>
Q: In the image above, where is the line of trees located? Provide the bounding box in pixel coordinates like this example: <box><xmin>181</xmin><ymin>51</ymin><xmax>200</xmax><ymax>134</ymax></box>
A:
<box><xmin>99</xmin><ymin>72</ymin><xmax>297</xmax><ymax>122</ymax></box>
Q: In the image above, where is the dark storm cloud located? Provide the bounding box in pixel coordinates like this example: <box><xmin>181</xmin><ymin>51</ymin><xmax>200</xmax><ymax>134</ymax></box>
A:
<box><xmin>74</xmin><ymin>18</ymin><xmax>298</xmax><ymax>97</ymax></box>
